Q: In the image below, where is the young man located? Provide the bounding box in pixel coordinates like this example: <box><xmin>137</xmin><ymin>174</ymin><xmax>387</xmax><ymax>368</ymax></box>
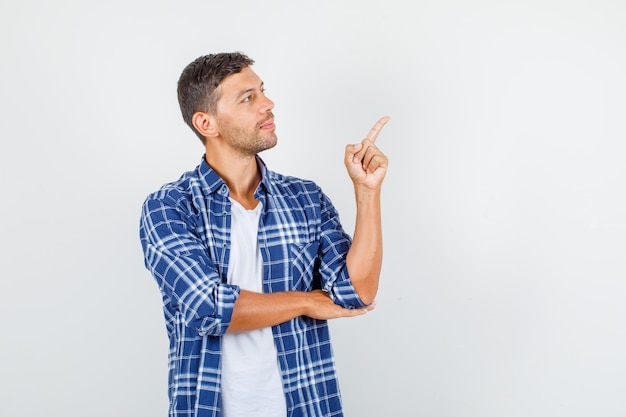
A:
<box><xmin>139</xmin><ymin>52</ymin><xmax>389</xmax><ymax>417</ymax></box>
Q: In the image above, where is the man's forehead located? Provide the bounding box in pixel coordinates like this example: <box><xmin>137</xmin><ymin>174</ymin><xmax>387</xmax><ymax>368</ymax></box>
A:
<box><xmin>220</xmin><ymin>67</ymin><xmax>262</xmax><ymax>92</ymax></box>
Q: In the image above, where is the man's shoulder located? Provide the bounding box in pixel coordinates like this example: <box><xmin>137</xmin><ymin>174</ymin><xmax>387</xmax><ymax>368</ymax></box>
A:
<box><xmin>143</xmin><ymin>167</ymin><xmax>203</xmax><ymax>207</ymax></box>
<box><xmin>266</xmin><ymin>169</ymin><xmax>320</xmax><ymax>195</ymax></box>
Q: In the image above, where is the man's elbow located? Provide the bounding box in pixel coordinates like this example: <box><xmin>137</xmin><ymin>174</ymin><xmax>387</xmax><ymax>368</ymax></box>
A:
<box><xmin>353</xmin><ymin>283</ymin><xmax>379</xmax><ymax>306</ymax></box>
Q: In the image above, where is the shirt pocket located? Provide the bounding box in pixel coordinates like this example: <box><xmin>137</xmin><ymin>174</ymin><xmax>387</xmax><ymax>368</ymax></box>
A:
<box><xmin>290</xmin><ymin>241</ymin><xmax>322</xmax><ymax>291</ymax></box>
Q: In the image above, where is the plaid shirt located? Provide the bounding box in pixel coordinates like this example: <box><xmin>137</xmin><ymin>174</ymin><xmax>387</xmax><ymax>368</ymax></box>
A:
<box><xmin>139</xmin><ymin>156</ymin><xmax>366</xmax><ymax>417</ymax></box>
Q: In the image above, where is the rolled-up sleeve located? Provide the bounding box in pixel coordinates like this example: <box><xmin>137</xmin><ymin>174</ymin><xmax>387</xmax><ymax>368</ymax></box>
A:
<box><xmin>140</xmin><ymin>195</ymin><xmax>239</xmax><ymax>336</ymax></box>
<box><xmin>317</xmin><ymin>190</ymin><xmax>368</xmax><ymax>309</ymax></box>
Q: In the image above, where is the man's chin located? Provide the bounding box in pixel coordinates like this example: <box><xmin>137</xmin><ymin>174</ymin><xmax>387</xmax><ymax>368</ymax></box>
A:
<box><xmin>266</xmin><ymin>134</ymin><xmax>278</xmax><ymax>149</ymax></box>
<box><xmin>261</xmin><ymin>141</ymin><xmax>278</xmax><ymax>153</ymax></box>
<box><xmin>255</xmin><ymin>136</ymin><xmax>277</xmax><ymax>154</ymax></box>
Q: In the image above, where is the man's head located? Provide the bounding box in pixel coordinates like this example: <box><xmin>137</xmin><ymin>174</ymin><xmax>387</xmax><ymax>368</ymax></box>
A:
<box><xmin>177</xmin><ymin>52</ymin><xmax>255</xmax><ymax>142</ymax></box>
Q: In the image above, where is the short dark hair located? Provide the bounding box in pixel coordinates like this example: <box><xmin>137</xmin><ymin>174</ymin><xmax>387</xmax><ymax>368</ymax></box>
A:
<box><xmin>177</xmin><ymin>52</ymin><xmax>255</xmax><ymax>141</ymax></box>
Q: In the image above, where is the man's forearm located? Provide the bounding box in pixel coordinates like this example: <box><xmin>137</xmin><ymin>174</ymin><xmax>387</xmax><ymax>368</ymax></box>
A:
<box><xmin>227</xmin><ymin>289</ymin><xmax>372</xmax><ymax>333</ymax></box>
<box><xmin>227</xmin><ymin>290</ymin><xmax>309</xmax><ymax>333</ymax></box>
<box><xmin>346</xmin><ymin>186</ymin><xmax>383</xmax><ymax>305</ymax></box>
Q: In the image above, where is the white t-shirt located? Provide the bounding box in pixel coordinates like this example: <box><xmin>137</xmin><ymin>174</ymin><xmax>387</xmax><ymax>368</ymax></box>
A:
<box><xmin>221</xmin><ymin>199</ymin><xmax>287</xmax><ymax>417</ymax></box>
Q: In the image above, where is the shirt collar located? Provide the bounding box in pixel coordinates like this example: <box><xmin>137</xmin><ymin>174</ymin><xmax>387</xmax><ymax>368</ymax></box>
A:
<box><xmin>196</xmin><ymin>155</ymin><xmax>273</xmax><ymax>196</ymax></box>
<box><xmin>256</xmin><ymin>156</ymin><xmax>273</xmax><ymax>196</ymax></box>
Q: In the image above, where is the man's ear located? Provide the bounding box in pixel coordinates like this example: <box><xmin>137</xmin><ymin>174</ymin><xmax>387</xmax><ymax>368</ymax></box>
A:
<box><xmin>192</xmin><ymin>111</ymin><xmax>219</xmax><ymax>138</ymax></box>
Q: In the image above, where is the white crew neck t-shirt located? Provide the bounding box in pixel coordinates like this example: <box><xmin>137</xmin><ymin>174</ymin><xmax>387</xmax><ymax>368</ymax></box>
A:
<box><xmin>220</xmin><ymin>199</ymin><xmax>287</xmax><ymax>417</ymax></box>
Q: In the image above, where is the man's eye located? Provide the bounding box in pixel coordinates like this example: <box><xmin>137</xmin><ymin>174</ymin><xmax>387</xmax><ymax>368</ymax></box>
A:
<box><xmin>243</xmin><ymin>95</ymin><xmax>252</xmax><ymax>102</ymax></box>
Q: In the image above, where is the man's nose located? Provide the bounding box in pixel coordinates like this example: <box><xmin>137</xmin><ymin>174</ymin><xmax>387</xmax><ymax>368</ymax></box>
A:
<box><xmin>260</xmin><ymin>95</ymin><xmax>274</xmax><ymax>113</ymax></box>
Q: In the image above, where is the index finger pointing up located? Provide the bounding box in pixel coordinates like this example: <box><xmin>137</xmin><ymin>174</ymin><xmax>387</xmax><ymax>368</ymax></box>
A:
<box><xmin>365</xmin><ymin>116</ymin><xmax>391</xmax><ymax>143</ymax></box>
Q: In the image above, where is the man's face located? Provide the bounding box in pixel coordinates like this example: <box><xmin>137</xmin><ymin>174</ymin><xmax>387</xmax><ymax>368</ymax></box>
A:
<box><xmin>213</xmin><ymin>66</ymin><xmax>277</xmax><ymax>156</ymax></box>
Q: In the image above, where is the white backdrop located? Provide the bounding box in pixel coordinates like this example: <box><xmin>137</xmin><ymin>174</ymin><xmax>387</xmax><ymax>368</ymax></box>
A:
<box><xmin>2</xmin><ymin>1</ymin><xmax>625</xmax><ymax>416</ymax></box>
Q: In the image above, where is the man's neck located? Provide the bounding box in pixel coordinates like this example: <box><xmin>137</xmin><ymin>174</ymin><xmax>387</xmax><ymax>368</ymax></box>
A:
<box><xmin>205</xmin><ymin>151</ymin><xmax>261</xmax><ymax>210</ymax></box>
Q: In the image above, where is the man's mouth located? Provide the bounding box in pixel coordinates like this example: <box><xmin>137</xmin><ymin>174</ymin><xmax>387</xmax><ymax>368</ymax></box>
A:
<box><xmin>259</xmin><ymin>118</ymin><xmax>275</xmax><ymax>130</ymax></box>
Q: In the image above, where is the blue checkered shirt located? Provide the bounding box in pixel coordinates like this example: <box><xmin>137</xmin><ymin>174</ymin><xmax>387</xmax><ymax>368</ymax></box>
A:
<box><xmin>139</xmin><ymin>156</ymin><xmax>366</xmax><ymax>417</ymax></box>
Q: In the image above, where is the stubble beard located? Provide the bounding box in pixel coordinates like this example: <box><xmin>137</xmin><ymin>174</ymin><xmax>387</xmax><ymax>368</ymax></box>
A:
<box><xmin>237</xmin><ymin>129</ymin><xmax>277</xmax><ymax>157</ymax></box>
<box><xmin>222</xmin><ymin>118</ymin><xmax>277</xmax><ymax>157</ymax></box>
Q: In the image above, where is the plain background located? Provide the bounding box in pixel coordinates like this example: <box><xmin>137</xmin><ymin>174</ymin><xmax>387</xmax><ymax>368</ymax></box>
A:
<box><xmin>2</xmin><ymin>0</ymin><xmax>625</xmax><ymax>416</ymax></box>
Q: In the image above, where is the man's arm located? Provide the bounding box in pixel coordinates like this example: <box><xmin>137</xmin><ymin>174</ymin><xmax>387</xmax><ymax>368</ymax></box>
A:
<box><xmin>343</xmin><ymin>116</ymin><xmax>390</xmax><ymax>305</ymax></box>
<box><xmin>140</xmin><ymin>195</ymin><xmax>240</xmax><ymax>336</ymax></box>
<box><xmin>227</xmin><ymin>289</ymin><xmax>374</xmax><ymax>333</ymax></box>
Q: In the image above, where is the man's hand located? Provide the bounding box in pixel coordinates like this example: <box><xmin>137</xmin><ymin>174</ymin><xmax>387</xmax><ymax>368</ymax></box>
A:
<box><xmin>344</xmin><ymin>116</ymin><xmax>390</xmax><ymax>190</ymax></box>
